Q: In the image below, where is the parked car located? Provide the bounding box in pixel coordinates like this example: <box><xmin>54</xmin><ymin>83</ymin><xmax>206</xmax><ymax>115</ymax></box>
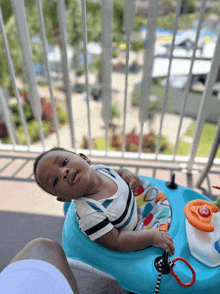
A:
<box><xmin>113</xmin><ymin>62</ymin><xmax>125</xmax><ymax>71</ymax></box>
<box><xmin>91</xmin><ymin>84</ymin><xmax>102</xmax><ymax>101</ymax></box>
<box><xmin>73</xmin><ymin>83</ymin><xmax>85</xmax><ymax>93</ymax></box>
<box><xmin>129</xmin><ymin>62</ymin><xmax>139</xmax><ymax>73</ymax></box>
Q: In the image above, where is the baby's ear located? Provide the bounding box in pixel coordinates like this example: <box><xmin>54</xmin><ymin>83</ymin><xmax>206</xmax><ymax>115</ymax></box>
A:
<box><xmin>79</xmin><ymin>153</ymin><xmax>91</xmax><ymax>164</ymax></box>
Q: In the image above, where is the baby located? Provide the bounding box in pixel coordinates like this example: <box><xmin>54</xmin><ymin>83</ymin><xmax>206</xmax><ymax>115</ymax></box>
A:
<box><xmin>33</xmin><ymin>147</ymin><xmax>175</xmax><ymax>255</ymax></box>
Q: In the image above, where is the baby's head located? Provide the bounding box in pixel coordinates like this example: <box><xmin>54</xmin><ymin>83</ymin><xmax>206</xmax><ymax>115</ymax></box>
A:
<box><xmin>33</xmin><ymin>147</ymin><xmax>91</xmax><ymax>202</ymax></box>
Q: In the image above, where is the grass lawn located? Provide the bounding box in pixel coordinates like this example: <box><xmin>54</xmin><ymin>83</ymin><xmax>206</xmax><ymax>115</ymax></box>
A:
<box><xmin>94</xmin><ymin>138</ymin><xmax>117</xmax><ymax>151</ymax></box>
<box><xmin>164</xmin><ymin>122</ymin><xmax>220</xmax><ymax>158</ymax></box>
<box><xmin>131</xmin><ymin>84</ymin><xmax>220</xmax><ymax>158</ymax></box>
<box><xmin>132</xmin><ymin>84</ymin><xmax>179</xmax><ymax>114</ymax></box>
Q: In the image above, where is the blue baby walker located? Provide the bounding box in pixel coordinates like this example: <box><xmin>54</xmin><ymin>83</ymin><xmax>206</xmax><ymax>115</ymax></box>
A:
<box><xmin>62</xmin><ymin>175</ymin><xmax>220</xmax><ymax>294</ymax></box>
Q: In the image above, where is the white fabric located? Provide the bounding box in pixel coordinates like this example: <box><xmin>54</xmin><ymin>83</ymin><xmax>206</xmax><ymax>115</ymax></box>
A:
<box><xmin>0</xmin><ymin>260</ymin><xmax>74</xmax><ymax>294</ymax></box>
<box><xmin>74</xmin><ymin>164</ymin><xmax>138</xmax><ymax>241</ymax></box>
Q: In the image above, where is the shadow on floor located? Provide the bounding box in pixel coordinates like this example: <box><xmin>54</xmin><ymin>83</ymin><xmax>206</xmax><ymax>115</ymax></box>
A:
<box><xmin>0</xmin><ymin>210</ymin><xmax>65</xmax><ymax>271</ymax></box>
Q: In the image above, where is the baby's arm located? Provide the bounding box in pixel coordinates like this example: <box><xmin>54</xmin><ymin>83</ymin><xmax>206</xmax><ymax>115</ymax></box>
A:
<box><xmin>95</xmin><ymin>227</ymin><xmax>175</xmax><ymax>255</ymax></box>
<box><xmin>114</xmin><ymin>168</ymin><xmax>140</xmax><ymax>195</ymax></box>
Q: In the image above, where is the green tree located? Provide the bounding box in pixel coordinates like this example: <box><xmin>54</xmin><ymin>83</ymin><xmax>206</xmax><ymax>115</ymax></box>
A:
<box><xmin>0</xmin><ymin>0</ymin><xmax>13</xmax><ymax>24</ymax></box>
<box><xmin>180</xmin><ymin>0</ymin><xmax>196</xmax><ymax>14</ymax></box>
<box><xmin>113</xmin><ymin>0</ymin><xmax>125</xmax><ymax>44</ymax></box>
<box><xmin>0</xmin><ymin>15</ymin><xmax>23</xmax><ymax>89</ymax></box>
<box><xmin>85</xmin><ymin>0</ymin><xmax>125</xmax><ymax>44</ymax></box>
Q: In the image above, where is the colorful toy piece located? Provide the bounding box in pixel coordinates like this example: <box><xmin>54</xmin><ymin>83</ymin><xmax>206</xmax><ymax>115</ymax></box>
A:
<box><xmin>184</xmin><ymin>200</ymin><xmax>219</xmax><ymax>232</ymax></box>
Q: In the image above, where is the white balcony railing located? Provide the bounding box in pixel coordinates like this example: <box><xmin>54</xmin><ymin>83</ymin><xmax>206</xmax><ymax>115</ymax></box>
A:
<box><xmin>0</xmin><ymin>0</ymin><xmax>220</xmax><ymax>188</ymax></box>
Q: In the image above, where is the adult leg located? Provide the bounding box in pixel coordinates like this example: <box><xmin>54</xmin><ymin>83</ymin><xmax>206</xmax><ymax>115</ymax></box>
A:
<box><xmin>8</xmin><ymin>238</ymin><xmax>79</xmax><ymax>294</ymax></box>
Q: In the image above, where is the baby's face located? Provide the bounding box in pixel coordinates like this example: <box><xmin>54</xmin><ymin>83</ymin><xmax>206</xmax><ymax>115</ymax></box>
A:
<box><xmin>36</xmin><ymin>150</ymin><xmax>91</xmax><ymax>200</ymax></box>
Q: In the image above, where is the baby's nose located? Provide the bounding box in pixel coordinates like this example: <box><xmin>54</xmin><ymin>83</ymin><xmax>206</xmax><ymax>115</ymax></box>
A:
<box><xmin>63</xmin><ymin>168</ymin><xmax>69</xmax><ymax>179</ymax></box>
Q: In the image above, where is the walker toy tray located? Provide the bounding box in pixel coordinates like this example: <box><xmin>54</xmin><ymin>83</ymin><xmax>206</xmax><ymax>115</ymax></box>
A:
<box><xmin>184</xmin><ymin>199</ymin><xmax>220</xmax><ymax>267</ymax></box>
<box><xmin>62</xmin><ymin>176</ymin><xmax>220</xmax><ymax>294</ymax></box>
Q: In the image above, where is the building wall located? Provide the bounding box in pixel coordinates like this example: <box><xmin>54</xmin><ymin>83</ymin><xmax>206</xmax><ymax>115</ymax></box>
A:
<box><xmin>169</xmin><ymin>87</ymin><xmax>220</xmax><ymax>123</ymax></box>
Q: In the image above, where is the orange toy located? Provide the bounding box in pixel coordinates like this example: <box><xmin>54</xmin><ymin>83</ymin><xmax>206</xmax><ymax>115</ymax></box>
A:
<box><xmin>184</xmin><ymin>200</ymin><xmax>219</xmax><ymax>232</ymax></box>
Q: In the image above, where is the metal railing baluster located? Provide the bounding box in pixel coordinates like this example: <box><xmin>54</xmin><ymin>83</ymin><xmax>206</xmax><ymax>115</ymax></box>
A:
<box><xmin>81</xmin><ymin>0</ymin><xmax>92</xmax><ymax>153</ymax></box>
<box><xmin>36</xmin><ymin>0</ymin><xmax>61</xmax><ymax>147</ymax></box>
<box><xmin>56</xmin><ymin>0</ymin><xmax>75</xmax><ymax>149</ymax></box>
<box><xmin>173</xmin><ymin>0</ymin><xmax>207</xmax><ymax>159</ymax></box>
<box><xmin>10</xmin><ymin>0</ymin><xmax>45</xmax><ymax>150</ymax></box>
<box><xmin>187</xmin><ymin>28</ymin><xmax>220</xmax><ymax>172</ymax></box>
<box><xmin>101</xmin><ymin>0</ymin><xmax>113</xmax><ymax>154</ymax></box>
<box><xmin>0</xmin><ymin>8</ymin><xmax>31</xmax><ymax>148</ymax></box>
<box><xmin>195</xmin><ymin>118</ymin><xmax>220</xmax><ymax>188</ymax></box>
<box><xmin>155</xmin><ymin>0</ymin><xmax>182</xmax><ymax>159</ymax></box>
<box><xmin>138</xmin><ymin>0</ymin><xmax>158</xmax><ymax>157</ymax></box>
<box><xmin>122</xmin><ymin>0</ymin><xmax>136</xmax><ymax>155</ymax></box>
<box><xmin>0</xmin><ymin>88</ymin><xmax>16</xmax><ymax>147</ymax></box>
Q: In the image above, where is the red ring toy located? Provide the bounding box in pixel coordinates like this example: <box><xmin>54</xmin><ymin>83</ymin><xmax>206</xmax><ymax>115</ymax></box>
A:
<box><xmin>170</xmin><ymin>257</ymin><xmax>196</xmax><ymax>287</ymax></box>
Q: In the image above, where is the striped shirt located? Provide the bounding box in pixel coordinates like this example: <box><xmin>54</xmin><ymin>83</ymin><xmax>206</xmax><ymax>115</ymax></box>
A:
<box><xmin>74</xmin><ymin>164</ymin><xmax>138</xmax><ymax>241</ymax></box>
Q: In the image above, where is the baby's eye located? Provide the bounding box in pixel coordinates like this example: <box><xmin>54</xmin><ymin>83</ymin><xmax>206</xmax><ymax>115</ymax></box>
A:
<box><xmin>53</xmin><ymin>178</ymin><xmax>58</xmax><ymax>187</ymax></box>
<box><xmin>63</xmin><ymin>157</ymin><xmax>68</xmax><ymax>166</ymax></box>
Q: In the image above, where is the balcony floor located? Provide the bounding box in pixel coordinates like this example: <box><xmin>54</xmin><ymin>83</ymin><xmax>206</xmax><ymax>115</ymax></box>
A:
<box><xmin>0</xmin><ymin>151</ymin><xmax>220</xmax><ymax>277</ymax></box>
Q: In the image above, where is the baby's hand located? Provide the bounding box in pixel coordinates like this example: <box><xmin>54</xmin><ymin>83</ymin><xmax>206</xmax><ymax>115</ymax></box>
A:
<box><xmin>121</xmin><ymin>170</ymin><xmax>140</xmax><ymax>195</ymax></box>
<box><xmin>151</xmin><ymin>229</ymin><xmax>175</xmax><ymax>256</ymax></box>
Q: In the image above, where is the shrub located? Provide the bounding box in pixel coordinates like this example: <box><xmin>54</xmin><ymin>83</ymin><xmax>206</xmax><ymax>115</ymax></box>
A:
<box><xmin>11</xmin><ymin>113</ymin><xmax>21</xmax><ymax>126</ymax></box>
<box><xmin>10</xmin><ymin>100</ymin><xmax>68</xmax><ymax>127</ymax></box>
<box><xmin>125</xmin><ymin>130</ymin><xmax>140</xmax><ymax>152</ymax></box>
<box><xmin>1</xmin><ymin>137</ymin><xmax>11</xmax><ymax>144</ymax></box>
<box><xmin>2</xmin><ymin>100</ymin><xmax>67</xmax><ymax>144</ymax></box>
<box><xmin>23</xmin><ymin>103</ymin><xmax>34</xmax><ymax>121</ymax></box>
<box><xmin>0</xmin><ymin>119</ymin><xmax>8</xmax><ymax>138</ymax></box>
<box><xmin>41</xmin><ymin>98</ymin><xmax>53</xmax><ymax>122</ymax></box>
<box><xmin>18</xmin><ymin>87</ymin><xmax>28</xmax><ymax>95</ymax></box>
<box><xmin>40</xmin><ymin>98</ymin><xmax>67</xmax><ymax>124</ymax></box>
<box><xmin>110</xmin><ymin>134</ymin><xmax>122</xmax><ymax>150</ymax></box>
<box><xmin>8</xmin><ymin>83</ymin><xmax>15</xmax><ymax>96</ymax></box>
<box><xmin>81</xmin><ymin>136</ymin><xmax>89</xmax><ymax>149</ymax></box>
<box><xmin>142</xmin><ymin>132</ymin><xmax>157</xmax><ymax>152</ymax></box>
<box><xmin>113</xmin><ymin>49</ymin><xmax>119</xmax><ymax>58</ymax></box>
<box><xmin>101</xmin><ymin>103</ymin><xmax>120</xmax><ymax>123</ymax></box>
<box><xmin>10</xmin><ymin>104</ymin><xmax>19</xmax><ymax>113</ymax></box>
<box><xmin>82</xmin><ymin>130</ymin><xmax>170</xmax><ymax>154</ymax></box>
<box><xmin>10</xmin><ymin>102</ymin><xmax>34</xmax><ymax>126</ymax></box>
<box><xmin>76</xmin><ymin>66</ymin><xmax>85</xmax><ymax>76</ymax></box>
<box><xmin>130</xmin><ymin>40</ymin><xmax>144</xmax><ymax>52</ymax></box>
<box><xmin>18</xmin><ymin>87</ymin><xmax>29</xmax><ymax>101</ymax></box>
<box><xmin>57</xmin><ymin>106</ymin><xmax>67</xmax><ymax>124</ymax></box>
<box><xmin>17</xmin><ymin>119</ymin><xmax>51</xmax><ymax>145</ymax></box>
<box><xmin>160</xmin><ymin>136</ymin><xmax>169</xmax><ymax>152</ymax></box>
<box><xmin>110</xmin><ymin>130</ymin><xmax>169</xmax><ymax>153</ymax></box>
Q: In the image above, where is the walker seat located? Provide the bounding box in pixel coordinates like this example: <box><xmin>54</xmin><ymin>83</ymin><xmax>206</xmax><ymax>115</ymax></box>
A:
<box><xmin>135</xmin><ymin>177</ymin><xmax>171</xmax><ymax>232</ymax></box>
<box><xmin>62</xmin><ymin>176</ymin><xmax>220</xmax><ymax>294</ymax></box>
